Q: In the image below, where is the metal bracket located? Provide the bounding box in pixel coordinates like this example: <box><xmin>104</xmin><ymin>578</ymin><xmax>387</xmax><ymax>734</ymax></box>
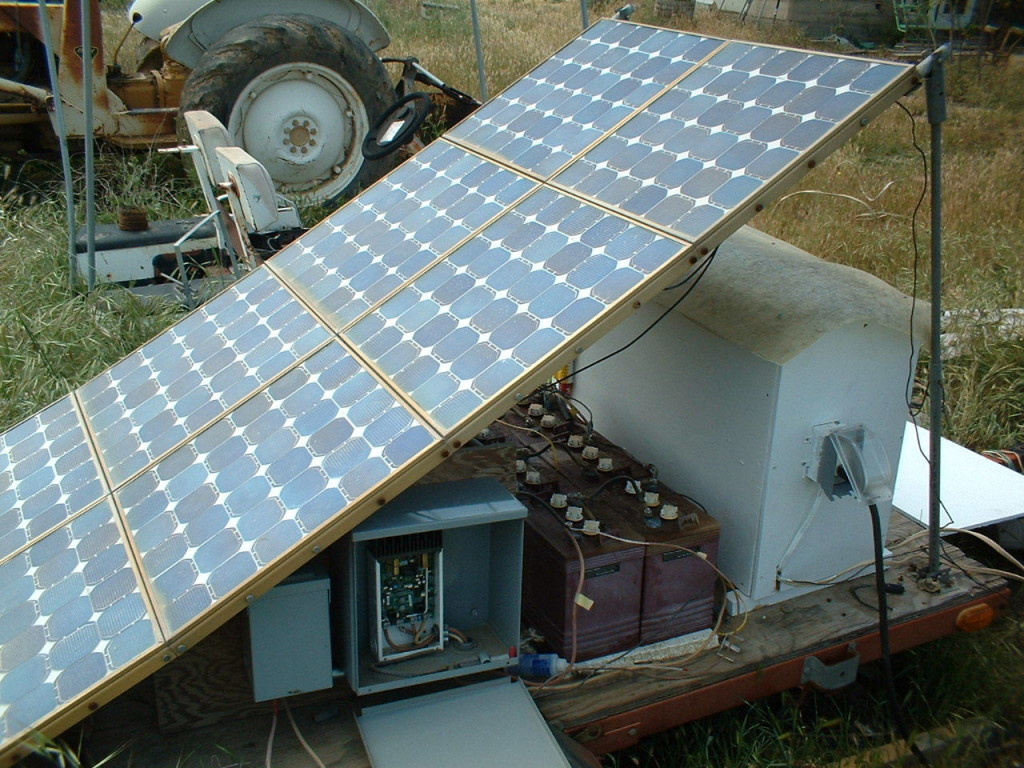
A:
<box><xmin>800</xmin><ymin>643</ymin><xmax>860</xmax><ymax>691</ymax></box>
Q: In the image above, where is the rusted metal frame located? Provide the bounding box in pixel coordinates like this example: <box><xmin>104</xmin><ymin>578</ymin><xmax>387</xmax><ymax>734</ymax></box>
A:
<box><xmin>53</xmin><ymin>0</ymin><xmax>117</xmax><ymax>135</ymax></box>
<box><xmin>571</xmin><ymin>590</ymin><xmax>1010</xmax><ymax>755</ymax></box>
<box><xmin>0</xmin><ymin>74</ymin><xmax>48</xmax><ymax>104</ymax></box>
<box><xmin>0</xmin><ymin>3</ymin><xmax>62</xmax><ymax>39</ymax></box>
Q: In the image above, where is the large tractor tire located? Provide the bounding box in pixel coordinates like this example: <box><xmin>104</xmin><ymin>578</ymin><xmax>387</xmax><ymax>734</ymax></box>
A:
<box><xmin>179</xmin><ymin>14</ymin><xmax>396</xmax><ymax>207</ymax></box>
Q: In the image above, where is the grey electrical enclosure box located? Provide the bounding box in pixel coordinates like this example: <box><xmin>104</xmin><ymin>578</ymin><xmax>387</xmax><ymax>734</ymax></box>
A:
<box><xmin>341</xmin><ymin>477</ymin><xmax>526</xmax><ymax>695</ymax></box>
<box><xmin>247</xmin><ymin>562</ymin><xmax>332</xmax><ymax>702</ymax></box>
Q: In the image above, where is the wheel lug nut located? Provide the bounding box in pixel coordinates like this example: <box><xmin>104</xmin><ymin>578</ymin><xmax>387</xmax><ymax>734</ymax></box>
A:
<box><xmin>290</xmin><ymin>147</ymin><xmax>298</xmax><ymax>154</ymax></box>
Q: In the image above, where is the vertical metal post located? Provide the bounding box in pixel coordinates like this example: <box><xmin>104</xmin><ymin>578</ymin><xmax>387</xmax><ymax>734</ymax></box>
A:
<box><xmin>580</xmin><ymin>0</ymin><xmax>590</xmax><ymax>30</ymax></box>
<box><xmin>81</xmin><ymin>0</ymin><xmax>96</xmax><ymax>292</ymax></box>
<box><xmin>36</xmin><ymin>0</ymin><xmax>78</xmax><ymax>288</ymax></box>
<box><xmin>469</xmin><ymin>0</ymin><xmax>488</xmax><ymax>102</ymax></box>
<box><xmin>925</xmin><ymin>46</ymin><xmax>949</xmax><ymax>577</ymax></box>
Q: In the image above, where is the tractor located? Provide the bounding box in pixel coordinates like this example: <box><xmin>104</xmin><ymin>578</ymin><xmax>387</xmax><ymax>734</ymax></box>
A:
<box><xmin>0</xmin><ymin>0</ymin><xmax>442</xmax><ymax>204</ymax></box>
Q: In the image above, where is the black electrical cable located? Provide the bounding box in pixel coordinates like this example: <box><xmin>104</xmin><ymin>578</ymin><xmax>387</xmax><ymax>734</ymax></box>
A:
<box><xmin>554</xmin><ymin>248</ymin><xmax>717</xmax><ymax>385</ymax></box>
<box><xmin>586</xmin><ymin>474</ymin><xmax>643</xmax><ymax>500</ymax></box>
<box><xmin>896</xmin><ymin>100</ymin><xmax>929</xmax><ymax>421</ymax></box>
<box><xmin>869</xmin><ymin>502</ymin><xmax>931</xmax><ymax>767</ymax></box>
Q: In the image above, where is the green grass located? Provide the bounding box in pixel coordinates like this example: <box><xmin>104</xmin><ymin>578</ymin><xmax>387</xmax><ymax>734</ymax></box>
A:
<box><xmin>611</xmin><ymin>589</ymin><xmax>1024</xmax><ymax>767</ymax></box>
<box><xmin>0</xmin><ymin>151</ymin><xmax>196</xmax><ymax>427</ymax></box>
<box><xmin>3</xmin><ymin>4</ymin><xmax>1024</xmax><ymax>766</ymax></box>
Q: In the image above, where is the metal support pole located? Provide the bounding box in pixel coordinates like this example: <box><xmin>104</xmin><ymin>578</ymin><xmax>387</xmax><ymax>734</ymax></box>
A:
<box><xmin>580</xmin><ymin>0</ymin><xmax>590</xmax><ymax>30</ymax></box>
<box><xmin>81</xmin><ymin>0</ymin><xmax>97</xmax><ymax>292</ymax></box>
<box><xmin>469</xmin><ymin>0</ymin><xmax>488</xmax><ymax>102</ymax></box>
<box><xmin>36</xmin><ymin>0</ymin><xmax>78</xmax><ymax>288</ymax></box>
<box><xmin>925</xmin><ymin>46</ymin><xmax>949</xmax><ymax>578</ymax></box>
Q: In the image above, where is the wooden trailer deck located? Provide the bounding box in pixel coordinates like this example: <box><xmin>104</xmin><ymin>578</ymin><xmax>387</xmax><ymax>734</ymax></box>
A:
<box><xmin>78</xmin><ymin>508</ymin><xmax>1008</xmax><ymax>767</ymax></box>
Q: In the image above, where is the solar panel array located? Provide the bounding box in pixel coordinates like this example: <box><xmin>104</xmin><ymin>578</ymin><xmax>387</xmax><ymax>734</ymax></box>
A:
<box><xmin>0</xmin><ymin>20</ymin><xmax>916</xmax><ymax>760</ymax></box>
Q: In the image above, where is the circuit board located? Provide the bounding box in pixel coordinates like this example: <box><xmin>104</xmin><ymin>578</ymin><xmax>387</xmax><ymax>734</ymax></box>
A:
<box><xmin>369</xmin><ymin>534</ymin><xmax>445</xmax><ymax>663</ymax></box>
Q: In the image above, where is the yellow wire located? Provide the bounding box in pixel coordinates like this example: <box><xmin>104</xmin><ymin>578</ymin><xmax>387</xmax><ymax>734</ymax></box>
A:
<box><xmin>495</xmin><ymin>418</ymin><xmax>560</xmax><ymax>471</ymax></box>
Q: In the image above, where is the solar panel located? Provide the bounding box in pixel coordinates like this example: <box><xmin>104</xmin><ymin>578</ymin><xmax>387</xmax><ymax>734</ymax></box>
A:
<box><xmin>269</xmin><ymin>141</ymin><xmax>538</xmax><ymax>329</ymax></box>
<box><xmin>0</xmin><ymin>501</ymin><xmax>161</xmax><ymax>744</ymax></box>
<box><xmin>0</xmin><ymin>20</ymin><xmax>919</xmax><ymax>760</ymax></box>
<box><xmin>344</xmin><ymin>186</ymin><xmax>686</xmax><ymax>430</ymax></box>
<box><xmin>448</xmin><ymin>21</ymin><xmax>725</xmax><ymax>177</ymax></box>
<box><xmin>552</xmin><ymin>41</ymin><xmax>912</xmax><ymax>240</ymax></box>
<box><xmin>116</xmin><ymin>341</ymin><xmax>437</xmax><ymax>635</ymax></box>
<box><xmin>79</xmin><ymin>269</ymin><xmax>329</xmax><ymax>487</ymax></box>
<box><xmin>0</xmin><ymin>397</ymin><xmax>106</xmax><ymax>562</ymax></box>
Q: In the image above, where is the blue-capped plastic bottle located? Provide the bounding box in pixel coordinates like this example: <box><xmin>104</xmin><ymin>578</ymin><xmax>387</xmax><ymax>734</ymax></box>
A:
<box><xmin>512</xmin><ymin>653</ymin><xmax>569</xmax><ymax>678</ymax></box>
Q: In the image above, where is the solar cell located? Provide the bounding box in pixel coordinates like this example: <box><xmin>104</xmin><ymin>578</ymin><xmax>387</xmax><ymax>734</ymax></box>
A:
<box><xmin>344</xmin><ymin>187</ymin><xmax>686</xmax><ymax>430</ymax></box>
<box><xmin>0</xmin><ymin>397</ymin><xmax>106</xmax><ymax>562</ymax></box>
<box><xmin>0</xmin><ymin>501</ymin><xmax>160</xmax><ymax>742</ymax></box>
<box><xmin>553</xmin><ymin>41</ymin><xmax>912</xmax><ymax>240</ymax></box>
<box><xmin>270</xmin><ymin>141</ymin><xmax>538</xmax><ymax>330</ymax></box>
<box><xmin>115</xmin><ymin>341</ymin><xmax>437</xmax><ymax>634</ymax></box>
<box><xmin>0</xmin><ymin>20</ymin><xmax>920</xmax><ymax>760</ymax></box>
<box><xmin>448</xmin><ymin>20</ymin><xmax>725</xmax><ymax>177</ymax></box>
<box><xmin>79</xmin><ymin>270</ymin><xmax>329</xmax><ymax>487</ymax></box>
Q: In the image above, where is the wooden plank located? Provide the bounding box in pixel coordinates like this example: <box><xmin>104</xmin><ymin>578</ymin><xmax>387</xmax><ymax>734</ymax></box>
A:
<box><xmin>532</xmin><ymin>512</ymin><xmax>1008</xmax><ymax>733</ymax></box>
<box><xmin>415</xmin><ymin>441</ymin><xmax>516</xmax><ymax>492</ymax></box>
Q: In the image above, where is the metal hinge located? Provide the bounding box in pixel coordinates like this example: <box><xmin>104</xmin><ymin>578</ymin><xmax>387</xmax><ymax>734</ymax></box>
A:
<box><xmin>800</xmin><ymin>643</ymin><xmax>860</xmax><ymax>691</ymax></box>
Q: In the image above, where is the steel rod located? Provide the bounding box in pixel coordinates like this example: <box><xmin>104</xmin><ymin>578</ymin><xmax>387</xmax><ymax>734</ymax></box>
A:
<box><xmin>81</xmin><ymin>0</ymin><xmax>97</xmax><ymax>292</ymax></box>
<box><xmin>925</xmin><ymin>46</ymin><xmax>948</xmax><ymax>577</ymax></box>
<box><xmin>469</xmin><ymin>0</ymin><xmax>488</xmax><ymax>102</ymax></box>
<box><xmin>580</xmin><ymin>0</ymin><xmax>590</xmax><ymax>30</ymax></box>
<box><xmin>36</xmin><ymin>0</ymin><xmax>78</xmax><ymax>288</ymax></box>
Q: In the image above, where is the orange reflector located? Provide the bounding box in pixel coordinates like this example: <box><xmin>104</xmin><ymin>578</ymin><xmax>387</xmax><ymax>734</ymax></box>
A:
<box><xmin>956</xmin><ymin>603</ymin><xmax>996</xmax><ymax>632</ymax></box>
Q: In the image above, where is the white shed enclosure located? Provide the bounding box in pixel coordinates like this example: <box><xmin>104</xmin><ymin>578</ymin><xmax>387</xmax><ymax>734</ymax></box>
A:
<box><xmin>574</xmin><ymin>226</ymin><xmax>929</xmax><ymax>607</ymax></box>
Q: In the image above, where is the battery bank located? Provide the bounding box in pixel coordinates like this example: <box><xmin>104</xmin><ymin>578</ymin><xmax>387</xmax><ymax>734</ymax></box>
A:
<box><xmin>500</xmin><ymin>408</ymin><xmax>720</xmax><ymax>660</ymax></box>
<box><xmin>521</xmin><ymin>507</ymin><xmax>645</xmax><ymax>661</ymax></box>
<box><xmin>602</xmin><ymin>506</ymin><xmax>720</xmax><ymax>645</ymax></box>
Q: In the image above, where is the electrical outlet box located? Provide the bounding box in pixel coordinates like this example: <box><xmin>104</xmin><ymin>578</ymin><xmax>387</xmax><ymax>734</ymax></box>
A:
<box><xmin>340</xmin><ymin>478</ymin><xmax>526</xmax><ymax>695</ymax></box>
<box><xmin>247</xmin><ymin>561</ymin><xmax>332</xmax><ymax>702</ymax></box>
